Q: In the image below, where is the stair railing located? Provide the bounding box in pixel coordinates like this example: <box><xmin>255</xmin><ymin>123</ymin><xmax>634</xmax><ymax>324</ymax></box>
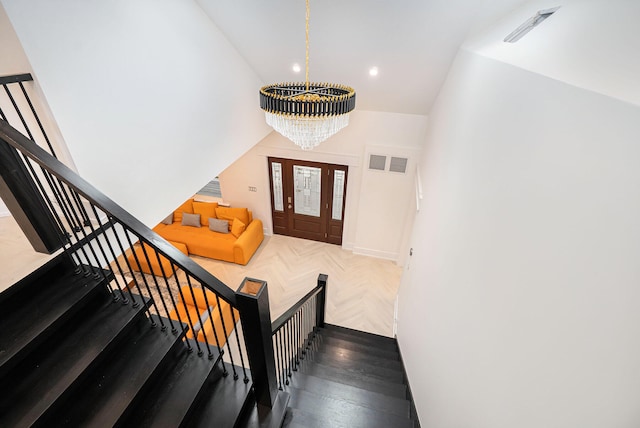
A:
<box><xmin>231</xmin><ymin>274</ymin><xmax>327</xmax><ymax>409</ymax></box>
<box><xmin>271</xmin><ymin>274</ymin><xmax>327</xmax><ymax>389</ymax></box>
<box><xmin>0</xmin><ymin>118</ymin><xmax>249</xmax><ymax>382</ymax></box>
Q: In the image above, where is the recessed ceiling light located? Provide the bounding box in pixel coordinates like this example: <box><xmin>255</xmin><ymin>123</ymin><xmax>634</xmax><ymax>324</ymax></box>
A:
<box><xmin>369</xmin><ymin>67</ymin><xmax>379</xmax><ymax>77</ymax></box>
<box><xmin>292</xmin><ymin>63</ymin><xmax>301</xmax><ymax>73</ymax></box>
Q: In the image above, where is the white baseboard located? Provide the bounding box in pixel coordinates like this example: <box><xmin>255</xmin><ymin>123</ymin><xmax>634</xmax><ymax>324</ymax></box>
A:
<box><xmin>341</xmin><ymin>240</ymin><xmax>355</xmax><ymax>251</ymax></box>
<box><xmin>352</xmin><ymin>246</ymin><xmax>398</xmax><ymax>262</ymax></box>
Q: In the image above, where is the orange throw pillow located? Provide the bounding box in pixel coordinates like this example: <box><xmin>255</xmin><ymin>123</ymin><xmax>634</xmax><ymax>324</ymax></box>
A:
<box><xmin>173</xmin><ymin>199</ymin><xmax>194</xmax><ymax>223</ymax></box>
<box><xmin>193</xmin><ymin>201</ymin><xmax>219</xmax><ymax>226</ymax></box>
<box><xmin>216</xmin><ymin>207</ymin><xmax>250</xmax><ymax>226</ymax></box>
<box><xmin>230</xmin><ymin>218</ymin><xmax>246</xmax><ymax>238</ymax></box>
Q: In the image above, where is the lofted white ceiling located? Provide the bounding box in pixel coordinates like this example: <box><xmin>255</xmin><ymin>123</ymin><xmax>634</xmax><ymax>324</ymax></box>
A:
<box><xmin>196</xmin><ymin>0</ymin><xmax>532</xmax><ymax>116</ymax></box>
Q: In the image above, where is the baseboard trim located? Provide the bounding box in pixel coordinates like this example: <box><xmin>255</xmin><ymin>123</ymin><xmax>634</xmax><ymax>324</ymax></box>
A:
<box><xmin>352</xmin><ymin>246</ymin><xmax>398</xmax><ymax>261</ymax></box>
<box><xmin>397</xmin><ymin>341</ymin><xmax>422</xmax><ymax>428</ymax></box>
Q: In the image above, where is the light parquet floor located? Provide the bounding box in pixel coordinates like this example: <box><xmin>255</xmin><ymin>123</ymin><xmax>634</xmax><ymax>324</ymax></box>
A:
<box><xmin>0</xmin><ymin>215</ymin><xmax>53</xmax><ymax>293</ymax></box>
<box><xmin>192</xmin><ymin>235</ymin><xmax>402</xmax><ymax>337</ymax></box>
<box><xmin>0</xmin><ymin>215</ymin><xmax>402</xmax><ymax>337</ymax></box>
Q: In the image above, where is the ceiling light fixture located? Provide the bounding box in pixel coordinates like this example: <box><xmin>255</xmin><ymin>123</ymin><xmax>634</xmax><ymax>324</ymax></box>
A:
<box><xmin>504</xmin><ymin>6</ymin><xmax>560</xmax><ymax>43</ymax></box>
<box><xmin>369</xmin><ymin>67</ymin><xmax>379</xmax><ymax>77</ymax></box>
<box><xmin>259</xmin><ymin>0</ymin><xmax>356</xmax><ymax>150</ymax></box>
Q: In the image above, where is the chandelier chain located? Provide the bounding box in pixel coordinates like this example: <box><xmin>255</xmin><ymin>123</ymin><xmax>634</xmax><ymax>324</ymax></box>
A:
<box><xmin>305</xmin><ymin>0</ymin><xmax>310</xmax><ymax>91</ymax></box>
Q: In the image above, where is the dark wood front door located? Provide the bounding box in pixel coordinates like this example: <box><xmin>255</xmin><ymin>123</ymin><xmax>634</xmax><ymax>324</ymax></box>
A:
<box><xmin>268</xmin><ymin>157</ymin><xmax>348</xmax><ymax>245</ymax></box>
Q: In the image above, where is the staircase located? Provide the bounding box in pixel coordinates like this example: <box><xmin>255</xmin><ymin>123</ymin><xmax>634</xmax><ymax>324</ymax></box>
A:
<box><xmin>0</xmin><ymin>252</ymin><xmax>419</xmax><ymax>428</ymax></box>
<box><xmin>281</xmin><ymin>324</ymin><xmax>419</xmax><ymax>428</ymax></box>
<box><xmin>0</xmin><ymin>254</ymin><xmax>253</xmax><ymax>427</ymax></box>
<box><xmin>0</xmin><ymin>101</ymin><xmax>421</xmax><ymax>427</ymax></box>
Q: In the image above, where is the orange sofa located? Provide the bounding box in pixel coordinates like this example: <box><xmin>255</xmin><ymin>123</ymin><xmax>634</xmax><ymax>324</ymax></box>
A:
<box><xmin>125</xmin><ymin>241</ymin><xmax>189</xmax><ymax>277</ymax></box>
<box><xmin>168</xmin><ymin>286</ymin><xmax>238</xmax><ymax>348</ymax></box>
<box><xmin>152</xmin><ymin>199</ymin><xmax>264</xmax><ymax>265</ymax></box>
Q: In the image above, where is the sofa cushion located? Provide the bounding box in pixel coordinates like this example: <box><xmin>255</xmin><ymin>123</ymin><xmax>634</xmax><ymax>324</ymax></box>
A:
<box><xmin>174</xmin><ymin>199</ymin><xmax>194</xmax><ymax>223</ymax></box>
<box><xmin>216</xmin><ymin>207</ymin><xmax>250</xmax><ymax>226</ymax></box>
<box><xmin>126</xmin><ymin>240</ymin><xmax>188</xmax><ymax>277</ymax></box>
<box><xmin>161</xmin><ymin>213</ymin><xmax>173</xmax><ymax>225</ymax></box>
<box><xmin>181</xmin><ymin>212</ymin><xmax>201</xmax><ymax>227</ymax></box>
<box><xmin>180</xmin><ymin>285</ymin><xmax>218</xmax><ymax>309</ymax></box>
<box><xmin>193</xmin><ymin>201</ymin><xmax>218</xmax><ymax>226</ymax></box>
<box><xmin>209</xmin><ymin>218</ymin><xmax>229</xmax><ymax>233</ymax></box>
<box><xmin>157</xmin><ymin>223</ymin><xmax>237</xmax><ymax>262</ymax></box>
<box><xmin>231</xmin><ymin>218</ymin><xmax>246</xmax><ymax>238</ymax></box>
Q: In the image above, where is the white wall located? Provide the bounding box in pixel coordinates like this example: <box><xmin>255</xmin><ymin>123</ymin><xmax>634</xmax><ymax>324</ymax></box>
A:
<box><xmin>2</xmin><ymin>0</ymin><xmax>272</xmax><ymax>226</ymax></box>
<box><xmin>0</xmin><ymin>2</ymin><xmax>77</xmax><ymax>217</ymax></box>
<box><xmin>397</xmin><ymin>49</ymin><xmax>640</xmax><ymax>427</ymax></box>
<box><xmin>218</xmin><ymin>110</ymin><xmax>426</xmax><ymax>263</ymax></box>
<box><xmin>465</xmin><ymin>0</ymin><xmax>640</xmax><ymax>108</ymax></box>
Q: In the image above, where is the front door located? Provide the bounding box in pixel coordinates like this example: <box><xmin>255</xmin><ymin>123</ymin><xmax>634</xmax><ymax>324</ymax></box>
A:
<box><xmin>268</xmin><ymin>157</ymin><xmax>348</xmax><ymax>245</ymax></box>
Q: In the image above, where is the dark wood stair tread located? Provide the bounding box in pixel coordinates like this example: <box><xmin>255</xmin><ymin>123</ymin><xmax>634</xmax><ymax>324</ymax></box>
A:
<box><xmin>123</xmin><ymin>339</ymin><xmax>223</xmax><ymax>428</ymax></box>
<box><xmin>314</xmin><ymin>343</ymin><xmax>404</xmax><ymax>370</ymax></box>
<box><xmin>286</xmin><ymin>386</ymin><xmax>414</xmax><ymax>428</ymax></box>
<box><xmin>296</xmin><ymin>358</ymin><xmax>407</xmax><ymax>398</ymax></box>
<box><xmin>315</xmin><ymin>335</ymin><xmax>400</xmax><ymax>361</ymax></box>
<box><xmin>323</xmin><ymin>324</ymin><xmax>397</xmax><ymax>346</ymax></box>
<box><xmin>0</xmin><ymin>297</ymin><xmax>145</xmax><ymax>427</ymax></box>
<box><xmin>306</xmin><ymin>349</ymin><xmax>405</xmax><ymax>384</ymax></box>
<box><xmin>0</xmin><ymin>265</ymin><xmax>108</xmax><ymax>376</ymax></box>
<box><xmin>318</xmin><ymin>326</ymin><xmax>398</xmax><ymax>352</ymax></box>
<box><xmin>51</xmin><ymin>316</ymin><xmax>186</xmax><ymax>427</ymax></box>
<box><xmin>187</xmin><ymin>363</ymin><xmax>253</xmax><ymax>428</ymax></box>
<box><xmin>283</xmin><ymin>407</ymin><xmax>341</xmax><ymax>428</ymax></box>
<box><xmin>286</xmin><ymin>373</ymin><xmax>410</xmax><ymax>418</ymax></box>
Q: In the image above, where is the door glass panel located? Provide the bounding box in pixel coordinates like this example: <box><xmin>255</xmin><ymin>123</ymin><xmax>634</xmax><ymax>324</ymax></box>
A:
<box><xmin>332</xmin><ymin>170</ymin><xmax>346</xmax><ymax>221</ymax></box>
<box><xmin>293</xmin><ymin>165</ymin><xmax>321</xmax><ymax>217</ymax></box>
<box><xmin>271</xmin><ymin>162</ymin><xmax>284</xmax><ymax>212</ymax></box>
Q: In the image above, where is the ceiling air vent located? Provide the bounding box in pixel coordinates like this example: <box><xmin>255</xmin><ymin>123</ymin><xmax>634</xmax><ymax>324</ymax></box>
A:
<box><xmin>389</xmin><ymin>157</ymin><xmax>408</xmax><ymax>174</ymax></box>
<box><xmin>504</xmin><ymin>6</ymin><xmax>560</xmax><ymax>43</ymax></box>
<box><xmin>369</xmin><ymin>154</ymin><xmax>386</xmax><ymax>171</ymax></box>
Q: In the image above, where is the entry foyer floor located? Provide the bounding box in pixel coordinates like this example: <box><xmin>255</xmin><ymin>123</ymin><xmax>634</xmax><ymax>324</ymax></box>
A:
<box><xmin>0</xmin><ymin>215</ymin><xmax>402</xmax><ymax>337</ymax></box>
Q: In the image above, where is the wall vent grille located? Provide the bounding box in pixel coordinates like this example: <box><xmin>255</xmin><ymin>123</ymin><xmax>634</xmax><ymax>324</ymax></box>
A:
<box><xmin>369</xmin><ymin>154</ymin><xmax>387</xmax><ymax>171</ymax></box>
<box><xmin>389</xmin><ymin>157</ymin><xmax>408</xmax><ymax>173</ymax></box>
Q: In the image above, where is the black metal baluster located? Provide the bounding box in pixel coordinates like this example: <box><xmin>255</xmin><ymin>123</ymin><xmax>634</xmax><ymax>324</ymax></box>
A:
<box><xmin>123</xmin><ymin>230</ymin><xmax>161</xmax><ymax>327</ymax></box>
<box><xmin>195</xmin><ymin>283</ymin><xmax>217</xmax><ymax>360</ymax></box>
<box><xmin>274</xmin><ymin>330</ymin><xmax>282</xmax><ymax>390</ymax></box>
<box><xmin>293</xmin><ymin>311</ymin><xmax>300</xmax><ymax>369</ymax></box>
<box><xmin>214</xmin><ymin>295</ymin><xmax>238</xmax><ymax>380</ymax></box>
<box><xmin>166</xmin><ymin>266</ymin><xmax>191</xmax><ymax>351</ymax></box>
<box><xmin>89</xmin><ymin>206</ymin><xmax>131</xmax><ymax>303</ymax></box>
<box><xmin>282</xmin><ymin>322</ymin><xmax>291</xmax><ymax>385</ymax></box>
<box><xmin>151</xmin><ymin>249</ymin><xmax>179</xmax><ymax>334</ymax></box>
<box><xmin>17</xmin><ymin>81</ymin><xmax>57</xmax><ymax>157</ymax></box>
<box><xmin>108</xmin><ymin>220</ymin><xmax>149</xmax><ymax>310</ymax></box>
<box><xmin>278</xmin><ymin>327</ymin><xmax>287</xmax><ymax>388</ymax></box>
<box><xmin>79</xmin><ymin>201</ymin><xmax>115</xmax><ymax>292</ymax></box>
<box><xmin>230</xmin><ymin>309</ymin><xmax>249</xmax><ymax>383</ymax></box>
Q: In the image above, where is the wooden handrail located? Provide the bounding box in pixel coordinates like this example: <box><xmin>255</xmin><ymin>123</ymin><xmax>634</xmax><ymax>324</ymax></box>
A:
<box><xmin>0</xmin><ymin>73</ymin><xmax>33</xmax><ymax>85</ymax></box>
<box><xmin>271</xmin><ymin>284</ymin><xmax>324</xmax><ymax>333</ymax></box>
<box><xmin>0</xmin><ymin>119</ymin><xmax>237</xmax><ymax>305</ymax></box>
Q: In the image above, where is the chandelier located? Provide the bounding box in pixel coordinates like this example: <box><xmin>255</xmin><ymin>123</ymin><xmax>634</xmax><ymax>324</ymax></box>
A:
<box><xmin>259</xmin><ymin>0</ymin><xmax>356</xmax><ymax>150</ymax></box>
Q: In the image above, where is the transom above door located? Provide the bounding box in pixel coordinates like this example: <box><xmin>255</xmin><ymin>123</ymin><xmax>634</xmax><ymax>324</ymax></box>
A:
<box><xmin>268</xmin><ymin>157</ymin><xmax>348</xmax><ymax>245</ymax></box>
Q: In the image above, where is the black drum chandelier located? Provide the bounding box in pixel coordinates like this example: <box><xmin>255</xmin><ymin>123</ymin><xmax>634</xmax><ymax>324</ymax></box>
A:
<box><xmin>259</xmin><ymin>0</ymin><xmax>356</xmax><ymax>150</ymax></box>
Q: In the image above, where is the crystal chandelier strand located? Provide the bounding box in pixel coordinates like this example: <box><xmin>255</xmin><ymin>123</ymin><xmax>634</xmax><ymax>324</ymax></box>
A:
<box><xmin>265</xmin><ymin>113</ymin><xmax>350</xmax><ymax>150</ymax></box>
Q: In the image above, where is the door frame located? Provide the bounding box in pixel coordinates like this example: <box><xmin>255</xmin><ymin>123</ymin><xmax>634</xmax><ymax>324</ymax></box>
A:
<box><xmin>268</xmin><ymin>157</ymin><xmax>348</xmax><ymax>245</ymax></box>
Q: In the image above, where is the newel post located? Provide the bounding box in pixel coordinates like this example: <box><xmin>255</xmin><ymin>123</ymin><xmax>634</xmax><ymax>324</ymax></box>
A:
<box><xmin>316</xmin><ymin>274</ymin><xmax>328</xmax><ymax>329</ymax></box>
<box><xmin>235</xmin><ymin>277</ymin><xmax>278</xmax><ymax>408</ymax></box>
